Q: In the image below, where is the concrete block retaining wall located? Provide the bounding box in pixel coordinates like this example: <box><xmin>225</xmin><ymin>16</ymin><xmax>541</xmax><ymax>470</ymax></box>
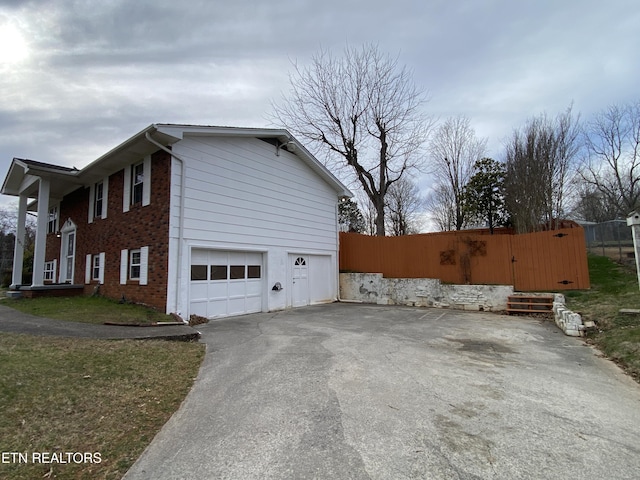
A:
<box><xmin>339</xmin><ymin>273</ymin><xmax>513</xmax><ymax>312</ymax></box>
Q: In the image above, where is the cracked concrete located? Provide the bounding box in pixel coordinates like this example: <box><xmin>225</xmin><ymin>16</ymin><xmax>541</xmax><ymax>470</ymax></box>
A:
<box><xmin>124</xmin><ymin>303</ymin><xmax>640</xmax><ymax>480</ymax></box>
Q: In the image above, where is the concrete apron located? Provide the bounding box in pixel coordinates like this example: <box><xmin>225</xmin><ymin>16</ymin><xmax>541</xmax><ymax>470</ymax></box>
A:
<box><xmin>124</xmin><ymin>303</ymin><xmax>640</xmax><ymax>480</ymax></box>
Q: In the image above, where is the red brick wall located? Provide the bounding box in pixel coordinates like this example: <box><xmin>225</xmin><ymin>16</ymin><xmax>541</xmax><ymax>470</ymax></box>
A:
<box><xmin>49</xmin><ymin>150</ymin><xmax>171</xmax><ymax>311</ymax></box>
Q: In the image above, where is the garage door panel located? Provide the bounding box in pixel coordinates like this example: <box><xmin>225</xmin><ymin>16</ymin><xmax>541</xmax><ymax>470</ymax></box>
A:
<box><xmin>190</xmin><ymin>250</ymin><xmax>264</xmax><ymax>319</ymax></box>
<box><xmin>207</xmin><ymin>299</ymin><xmax>228</xmax><ymax>317</ymax></box>
<box><xmin>246</xmin><ymin>296</ymin><xmax>261</xmax><ymax>312</ymax></box>
<box><xmin>208</xmin><ymin>282</ymin><xmax>228</xmax><ymax>298</ymax></box>
<box><xmin>192</xmin><ymin>249</ymin><xmax>209</xmax><ymax>264</ymax></box>
<box><xmin>245</xmin><ymin>252</ymin><xmax>262</xmax><ymax>264</ymax></box>
<box><xmin>228</xmin><ymin>281</ymin><xmax>248</xmax><ymax>296</ymax></box>
<box><xmin>190</xmin><ymin>301</ymin><xmax>208</xmax><ymax>318</ymax></box>
<box><xmin>190</xmin><ymin>283</ymin><xmax>208</xmax><ymax>299</ymax></box>
<box><xmin>209</xmin><ymin>251</ymin><xmax>229</xmax><ymax>264</ymax></box>
<box><xmin>246</xmin><ymin>279</ymin><xmax>261</xmax><ymax>295</ymax></box>
<box><xmin>228</xmin><ymin>298</ymin><xmax>247</xmax><ymax>315</ymax></box>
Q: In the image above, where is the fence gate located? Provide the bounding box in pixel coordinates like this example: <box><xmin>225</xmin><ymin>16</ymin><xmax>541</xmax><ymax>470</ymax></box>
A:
<box><xmin>510</xmin><ymin>229</ymin><xmax>590</xmax><ymax>291</ymax></box>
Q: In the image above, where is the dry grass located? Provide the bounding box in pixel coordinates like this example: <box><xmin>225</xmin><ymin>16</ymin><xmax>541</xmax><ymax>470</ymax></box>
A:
<box><xmin>565</xmin><ymin>254</ymin><xmax>640</xmax><ymax>380</ymax></box>
<box><xmin>0</xmin><ymin>333</ymin><xmax>204</xmax><ymax>479</ymax></box>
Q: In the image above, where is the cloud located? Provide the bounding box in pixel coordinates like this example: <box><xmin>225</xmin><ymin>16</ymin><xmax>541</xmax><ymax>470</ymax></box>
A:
<box><xmin>0</xmin><ymin>0</ymin><xmax>639</xmax><ymax>207</ymax></box>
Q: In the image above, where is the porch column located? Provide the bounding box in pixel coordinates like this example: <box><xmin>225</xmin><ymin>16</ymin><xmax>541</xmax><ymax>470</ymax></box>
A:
<box><xmin>31</xmin><ymin>178</ymin><xmax>50</xmax><ymax>287</ymax></box>
<box><xmin>10</xmin><ymin>194</ymin><xmax>27</xmax><ymax>288</ymax></box>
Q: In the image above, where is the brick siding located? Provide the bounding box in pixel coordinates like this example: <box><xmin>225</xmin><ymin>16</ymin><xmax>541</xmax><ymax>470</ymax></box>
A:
<box><xmin>46</xmin><ymin>150</ymin><xmax>171</xmax><ymax>311</ymax></box>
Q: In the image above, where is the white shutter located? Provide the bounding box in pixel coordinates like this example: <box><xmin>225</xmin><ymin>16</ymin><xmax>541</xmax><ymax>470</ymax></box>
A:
<box><xmin>102</xmin><ymin>177</ymin><xmax>109</xmax><ymax>219</ymax></box>
<box><xmin>99</xmin><ymin>252</ymin><xmax>106</xmax><ymax>284</ymax></box>
<box><xmin>85</xmin><ymin>254</ymin><xmax>92</xmax><ymax>284</ymax></box>
<box><xmin>52</xmin><ymin>259</ymin><xmax>57</xmax><ymax>283</ymax></box>
<box><xmin>142</xmin><ymin>155</ymin><xmax>151</xmax><ymax>207</ymax></box>
<box><xmin>120</xmin><ymin>249</ymin><xmax>128</xmax><ymax>284</ymax></box>
<box><xmin>88</xmin><ymin>184</ymin><xmax>95</xmax><ymax>224</ymax></box>
<box><xmin>139</xmin><ymin>246</ymin><xmax>149</xmax><ymax>285</ymax></box>
<box><xmin>123</xmin><ymin>167</ymin><xmax>131</xmax><ymax>212</ymax></box>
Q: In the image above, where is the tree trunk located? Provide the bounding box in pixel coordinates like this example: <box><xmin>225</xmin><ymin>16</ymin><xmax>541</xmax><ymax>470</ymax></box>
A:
<box><xmin>374</xmin><ymin>196</ymin><xmax>386</xmax><ymax>236</ymax></box>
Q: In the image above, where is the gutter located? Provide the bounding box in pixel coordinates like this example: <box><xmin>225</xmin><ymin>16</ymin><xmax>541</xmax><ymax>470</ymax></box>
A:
<box><xmin>144</xmin><ymin>131</ymin><xmax>188</xmax><ymax>323</ymax></box>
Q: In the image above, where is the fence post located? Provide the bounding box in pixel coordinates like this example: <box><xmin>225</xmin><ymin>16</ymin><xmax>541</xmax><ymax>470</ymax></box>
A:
<box><xmin>627</xmin><ymin>212</ymin><xmax>640</xmax><ymax>290</ymax></box>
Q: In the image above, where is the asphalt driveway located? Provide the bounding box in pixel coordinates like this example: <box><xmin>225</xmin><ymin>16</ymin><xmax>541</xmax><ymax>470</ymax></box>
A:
<box><xmin>124</xmin><ymin>303</ymin><xmax>640</xmax><ymax>480</ymax></box>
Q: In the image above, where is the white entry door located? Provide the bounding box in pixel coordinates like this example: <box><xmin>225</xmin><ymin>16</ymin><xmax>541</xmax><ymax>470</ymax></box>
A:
<box><xmin>291</xmin><ymin>256</ymin><xmax>309</xmax><ymax>307</ymax></box>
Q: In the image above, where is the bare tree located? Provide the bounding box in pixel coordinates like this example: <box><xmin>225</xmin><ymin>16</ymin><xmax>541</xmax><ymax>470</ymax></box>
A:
<box><xmin>385</xmin><ymin>177</ymin><xmax>425</xmax><ymax>235</ymax></box>
<box><xmin>503</xmin><ymin>105</ymin><xmax>580</xmax><ymax>232</ymax></box>
<box><xmin>571</xmin><ymin>184</ymin><xmax>619</xmax><ymax>222</ymax></box>
<box><xmin>426</xmin><ymin>183</ymin><xmax>457</xmax><ymax>232</ymax></box>
<box><xmin>429</xmin><ymin>116</ymin><xmax>487</xmax><ymax>230</ymax></box>
<box><xmin>579</xmin><ymin>101</ymin><xmax>640</xmax><ymax>217</ymax></box>
<box><xmin>272</xmin><ymin>44</ymin><xmax>432</xmax><ymax>236</ymax></box>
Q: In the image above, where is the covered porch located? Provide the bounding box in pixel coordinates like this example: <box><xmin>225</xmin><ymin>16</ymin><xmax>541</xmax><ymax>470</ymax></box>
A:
<box><xmin>1</xmin><ymin>158</ymin><xmax>81</xmax><ymax>290</ymax></box>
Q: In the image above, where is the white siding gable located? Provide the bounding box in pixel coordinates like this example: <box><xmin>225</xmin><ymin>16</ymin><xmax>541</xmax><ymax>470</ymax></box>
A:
<box><xmin>172</xmin><ymin>136</ymin><xmax>339</xmax><ymax>251</ymax></box>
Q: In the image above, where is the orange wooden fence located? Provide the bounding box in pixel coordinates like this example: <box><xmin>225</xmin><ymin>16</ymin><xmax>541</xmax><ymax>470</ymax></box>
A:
<box><xmin>339</xmin><ymin>227</ymin><xmax>590</xmax><ymax>291</ymax></box>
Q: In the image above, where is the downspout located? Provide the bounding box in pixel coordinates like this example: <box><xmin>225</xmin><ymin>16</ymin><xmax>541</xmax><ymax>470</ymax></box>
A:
<box><xmin>336</xmin><ymin>197</ymin><xmax>346</xmax><ymax>303</ymax></box>
<box><xmin>144</xmin><ymin>131</ymin><xmax>188</xmax><ymax>323</ymax></box>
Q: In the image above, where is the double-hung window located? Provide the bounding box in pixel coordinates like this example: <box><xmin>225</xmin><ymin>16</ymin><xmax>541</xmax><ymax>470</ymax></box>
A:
<box><xmin>47</xmin><ymin>205</ymin><xmax>58</xmax><ymax>234</ymax></box>
<box><xmin>131</xmin><ymin>163</ymin><xmax>144</xmax><ymax>205</ymax></box>
<box><xmin>94</xmin><ymin>181</ymin><xmax>104</xmax><ymax>219</ymax></box>
<box><xmin>120</xmin><ymin>247</ymin><xmax>148</xmax><ymax>285</ymax></box>
<box><xmin>89</xmin><ymin>178</ymin><xmax>108</xmax><ymax>223</ymax></box>
<box><xmin>44</xmin><ymin>260</ymin><xmax>56</xmax><ymax>282</ymax></box>
<box><xmin>123</xmin><ymin>156</ymin><xmax>150</xmax><ymax>212</ymax></box>
<box><xmin>92</xmin><ymin>255</ymin><xmax>101</xmax><ymax>281</ymax></box>
<box><xmin>86</xmin><ymin>253</ymin><xmax>105</xmax><ymax>284</ymax></box>
<box><xmin>129</xmin><ymin>249</ymin><xmax>141</xmax><ymax>280</ymax></box>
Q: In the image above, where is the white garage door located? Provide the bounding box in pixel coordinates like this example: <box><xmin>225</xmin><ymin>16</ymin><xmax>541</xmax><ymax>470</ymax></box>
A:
<box><xmin>190</xmin><ymin>250</ymin><xmax>263</xmax><ymax>318</ymax></box>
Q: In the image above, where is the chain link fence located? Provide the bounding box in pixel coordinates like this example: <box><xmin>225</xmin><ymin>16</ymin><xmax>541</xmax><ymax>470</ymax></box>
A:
<box><xmin>579</xmin><ymin>219</ymin><xmax>634</xmax><ymax>264</ymax></box>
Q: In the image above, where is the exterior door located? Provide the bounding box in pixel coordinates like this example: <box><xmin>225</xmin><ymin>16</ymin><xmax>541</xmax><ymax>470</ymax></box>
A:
<box><xmin>60</xmin><ymin>222</ymin><xmax>76</xmax><ymax>283</ymax></box>
<box><xmin>292</xmin><ymin>256</ymin><xmax>309</xmax><ymax>307</ymax></box>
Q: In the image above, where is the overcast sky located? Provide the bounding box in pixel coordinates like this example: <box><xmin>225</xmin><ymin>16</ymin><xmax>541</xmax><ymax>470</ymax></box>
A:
<box><xmin>0</xmin><ymin>0</ymin><xmax>638</xmax><ymax>207</ymax></box>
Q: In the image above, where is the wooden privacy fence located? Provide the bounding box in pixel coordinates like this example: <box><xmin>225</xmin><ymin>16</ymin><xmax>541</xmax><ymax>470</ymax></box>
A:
<box><xmin>339</xmin><ymin>227</ymin><xmax>590</xmax><ymax>291</ymax></box>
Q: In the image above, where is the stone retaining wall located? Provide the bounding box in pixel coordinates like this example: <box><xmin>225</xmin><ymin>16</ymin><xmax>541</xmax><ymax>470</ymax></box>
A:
<box><xmin>552</xmin><ymin>294</ymin><xmax>591</xmax><ymax>337</ymax></box>
<box><xmin>339</xmin><ymin>273</ymin><xmax>513</xmax><ymax>312</ymax></box>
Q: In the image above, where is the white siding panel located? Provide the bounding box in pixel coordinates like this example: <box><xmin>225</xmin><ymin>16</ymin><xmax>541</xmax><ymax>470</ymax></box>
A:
<box><xmin>173</xmin><ymin>136</ymin><xmax>340</xmax><ymax>253</ymax></box>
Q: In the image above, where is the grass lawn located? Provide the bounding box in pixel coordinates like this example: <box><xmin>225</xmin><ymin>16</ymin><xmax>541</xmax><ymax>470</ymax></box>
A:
<box><xmin>565</xmin><ymin>254</ymin><xmax>640</xmax><ymax>381</ymax></box>
<box><xmin>0</xmin><ymin>333</ymin><xmax>205</xmax><ymax>479</ymax></box>
<box><xmin>0</xmin><ymin>295</ymin><xmax>176</xmax><ymax>325</ymax></box>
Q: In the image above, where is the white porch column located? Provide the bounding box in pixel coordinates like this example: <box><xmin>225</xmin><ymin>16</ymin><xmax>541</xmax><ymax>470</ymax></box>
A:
<box><xmin>10</xmin><ymin>194</ymin><xmax>28</xmax><ymax>288</ymax></box>
<box><xmin>31</xmin><ymin>178</ymin><xmax>50</xmax><ymax>287</ymax></box>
